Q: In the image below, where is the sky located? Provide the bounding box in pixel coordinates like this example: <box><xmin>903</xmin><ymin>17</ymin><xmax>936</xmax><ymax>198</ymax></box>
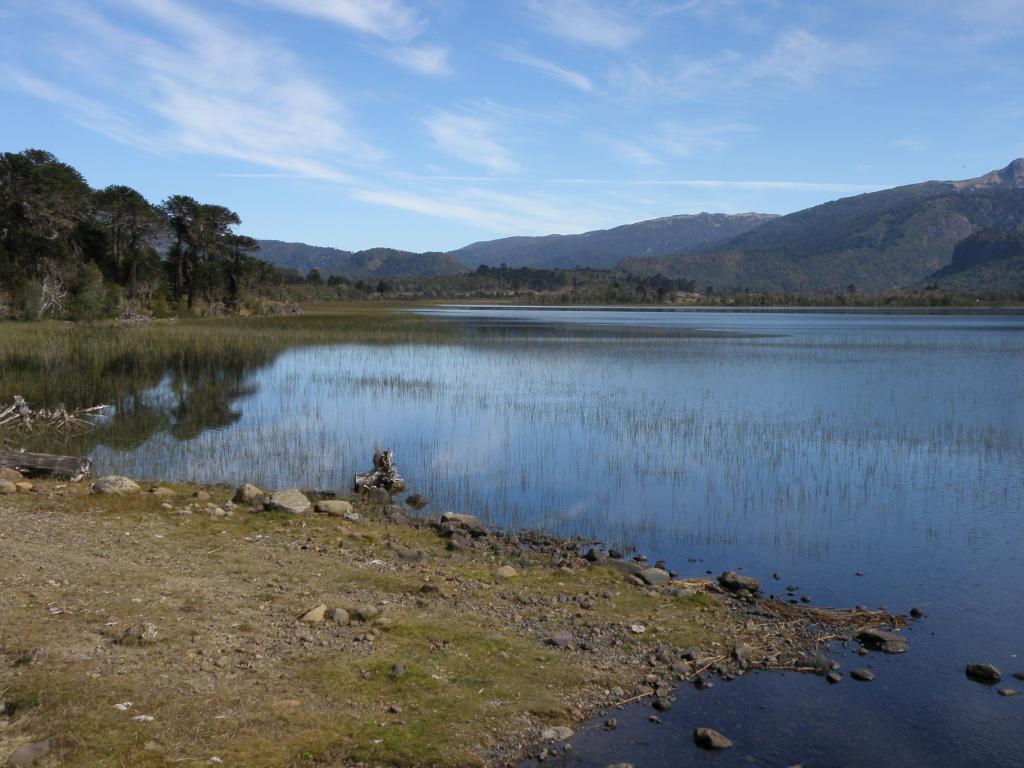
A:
<box><xmin>2</xmin><ymin>1</ymin><xmax>1023</xmax><ymax>252</ymax></box>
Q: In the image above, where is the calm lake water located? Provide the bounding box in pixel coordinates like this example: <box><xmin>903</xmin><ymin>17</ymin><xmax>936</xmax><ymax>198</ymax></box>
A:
<box><xmin>58</xmin><ymin>308</ymin><xmax>1024</xmax><ymax>764</ymax></box>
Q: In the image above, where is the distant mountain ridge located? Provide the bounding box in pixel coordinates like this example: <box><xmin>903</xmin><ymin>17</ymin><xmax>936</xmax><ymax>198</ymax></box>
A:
<box><xmin>622</xmin><ymin>159</ymin><xmax>1024</xmax><ymax>291</ymax></box>
<box><xmin>449</xmin><ymin>212</ymin><xmax>778</xmax><ymax>270</ymax></box>
<box><xmin>256</xmin><ymin>240</ymin><xmax>467</xmax><ymax>280</ymax></box>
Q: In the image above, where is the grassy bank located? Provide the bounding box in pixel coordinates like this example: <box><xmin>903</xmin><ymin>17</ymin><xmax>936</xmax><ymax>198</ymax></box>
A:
<box><xmin>0</xmin><ymin>480</ymin><xmax>724</xmax><ymax>767</ymax></box>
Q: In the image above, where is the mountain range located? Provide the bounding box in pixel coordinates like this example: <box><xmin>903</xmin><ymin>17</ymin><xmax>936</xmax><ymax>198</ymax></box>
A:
<box><xmin>256</xmin><ymin>159</ymin><xmax>1024</xmax><ymax>291</ymax></box>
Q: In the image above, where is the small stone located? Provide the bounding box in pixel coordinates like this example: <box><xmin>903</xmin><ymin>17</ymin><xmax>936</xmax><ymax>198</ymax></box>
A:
<box><xmin>851</xmin><ymin>668</ymin><xmax>875</xmax><ymax>682</ymax></box>
<box><xmin>909</xmin><ymin>607</ymin><xmax>924</xmax><ymax>619</ymax></box>
<box><xmin>6</xmin><ymin>740</ymin><xmax>50</xmax><ymax>766</ymax></box>
<box><xmin>584</xmin><ymin>548</ymin><xmax>606</xmax><ymax>562</ymax></box>
<box><xmin>390</xmin><ymin>663</ymin><xmax>406</xmax><ymax>678</ymax></box>
<box><xmin>694</xmin><ymin>727</ymin><xmax>733</xmax><ymax>750</ymax></box>
<box><xmin>540</xmin><ymin>725</ymin><xmax>574</xmax><ymax>742</ymax></box>
<box><xmin>0</xmin><ymin>479</ymin><xmax>15</xmax><ymax>494</ymax></box>
<box><xmin>1014</xmin><ymin>672</ymin><xmax>1024</xmax><ymax>681</ymax></box>
<box><xmin>328</xmin><ymin>608</ymin><xmax>349</xmax><ymax>624</ymax></box>
<box><xmin>997</xmin><ymin>688</ymin><xmax>1018</xmax><ymax>697</ymax></box>
<box><xmin>546</xmin><ymin>632</ymin><xmax>573</xmax><ymax>649</ymax></box>
<box><xmin>640</xmin><ymin>567</ymin><xmax>670</xmax><ymax>586</ymax></box>
<box><xmin>826</xmin><ymin>671</ymin><xmax>842</xmax><ymax>684</ymax></box>
<box><xmin>495</xmin><ymin>565</ymin><xmax>518</xmax><ymax>579</ymax></box>
<box><xmin>233</xmin><ymin>484</ymin><xmax>264</xmax><ymax>505</ymax></box>
<box><xmin>439</xmin><ymin>512</ymin><xmax>487</xmax><ymax>537</ymax></box>
<box><xmin>353</xmin><ymin>605</ymin><xmax>380</xmax><ymax>622</ymax></box>
<box><xmin>388</xmin><ymin>704</ymin><xmax>401</xmax><ymax>714</ymax></box>
<box><xmin>604</xmin><ymin>764</ymin><xmax>634</xmax><ymax>768</ymax></box>
<box><xmin>718</xmin><ymin>571</ymin><xmax>760</xmax><ymax>593</ymax></box>
<box><xmin>92</xmin><ymin>475</ymin><xmax>141</xmax><ymax>495</ymax></box>
<box><xmin>193</xmin><ymin>490</ymin><xmax>211</xmax><ymax>501</ymax></box>
<box><xmin>652</xmin><ymin>697</ymin><xmax>673</xmax><ymax>711</ymax></box>
<box><xmin>406</xmin><ymin>494</ymin><xmax>429</xmax><ymax>509</ymax></box>
<box><xmin>298</xmin><ymin>604</ymin><xmax>327</xmax><ymax>624</ymax></box>
<box><xmin>266</xmin><ymin>489</ymin><xmax>311</xmax><ymax>514</ymax></box>
<box><xmin>116</xmin><ymin>622</ymin><xmax>158</xmax><ymax>646</ymax></box>
<box><xmin>965</xmin><ymin>664</ymin><xmax>1001</xmax><ymax>684</ymax></box>
<box><xmin>0</xmin><ymin>467</ymin><xmax>24</xmax><ymax>481</ymax></box>
<box><xmin>149</xmin><ymin>487</ymin><xmax>176</xmax><ymax>496</ymax></box>
<box><xmin>315</xmin><ymin>500</ymin><xmax>353</xmax><ymax>516</ymax></box>
<box><xmin>856</xmin><ymin>629</ymin><xmax>909</xmax><ymax>654</ymax></box>
<box><xmin>604</xmin><ymin>718</ymin><xmax>617</xmax><ymax>731</ymax></box>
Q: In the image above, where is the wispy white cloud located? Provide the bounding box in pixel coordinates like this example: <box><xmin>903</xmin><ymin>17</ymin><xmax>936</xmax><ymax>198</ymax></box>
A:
<box><xmin>3</xmin><ymin>0</ymin><xmax>376</xmax><ymax>181</ymax></box>
<box><xmin>495</xmin><ymin>45</ymin><xmax>593</xmax><ymax>92</ymax></box>
<box><xmin>383</xmin><ymin>43</ymin><xmax>452</xmax><ymax>75</ymax></box>
<box><xmin>525</xmin><ymin>0</ymin><xmax>641</xmax><ymax>50</ymax></box>
<box><xmin>424</xmin><ymin>110</ymin><xmax>521</xmax><ymax>174</ymax></box>
<box><xmin>251</xmin><ymin>0</ymin><xmax>423</xmax><ymax>42</ymax></box>
<box><xmin>398</xmin><ymin>175</ymin><xmax>884</xmax><ymax>192</ymax></box>
<box><xmin>892</xmin><ymin>137</ymin><xmax>929</xmax><ymax>152</ymax></box>
<box><xmin>600</xmin><ymin>121</ymin><xmax>755</xmax><ymax>166</ymax></box>
<box><xmin>609</xmin><ymin>28</ymin><xmax>871</xmax><ymax>101</ymax></box>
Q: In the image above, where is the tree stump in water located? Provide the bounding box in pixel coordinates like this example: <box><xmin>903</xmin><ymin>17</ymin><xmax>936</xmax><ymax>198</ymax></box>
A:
<box><xmin>354</xmin><ymin>449</ymin><xmax>406</xmax><ymax>493</ymax></box>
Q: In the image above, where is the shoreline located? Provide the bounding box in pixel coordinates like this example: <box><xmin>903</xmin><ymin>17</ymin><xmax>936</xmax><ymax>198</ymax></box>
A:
<box><xmin>0</xmin><ymin>474</ymin><xmax>909</xmax><ymax>767</ymax></box>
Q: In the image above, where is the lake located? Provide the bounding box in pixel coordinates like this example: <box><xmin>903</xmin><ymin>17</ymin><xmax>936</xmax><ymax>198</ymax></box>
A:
<box><xmin>13</xmin><ymin>306</ymin><xmax>1024</xmax><ymax>766</ymax></box>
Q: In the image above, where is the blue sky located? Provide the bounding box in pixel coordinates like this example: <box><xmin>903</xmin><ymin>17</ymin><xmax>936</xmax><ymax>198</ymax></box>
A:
<box><xmin>2</xmin><ymin>1</ymin><xmax>1023</xmax><ymax>252</ymax></box>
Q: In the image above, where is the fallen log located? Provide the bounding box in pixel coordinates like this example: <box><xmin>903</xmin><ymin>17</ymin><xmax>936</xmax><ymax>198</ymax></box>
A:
<box><xmin>0</xmin><ymin>451</ymin><xmax>92</xmax><ymax>482</ymax></box>
<box><xmin>354</xmin><ymin>449</ymin><xmax>406</xmax><ymax>493</ymax></box>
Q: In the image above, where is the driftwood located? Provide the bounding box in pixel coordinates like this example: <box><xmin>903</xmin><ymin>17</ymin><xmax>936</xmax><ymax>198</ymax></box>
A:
<box><xmin>0</xmin><ymin>450</ymin><xmax>92</xmax><ymax>481</ymax></box>
<box><xmin>0</xmin><ymin>395</ymin><xmax>109</xmax><ymax>434</ymax></box>
<box><xmin>354</xmin><ymin>449</ymin><xmax>406</xmax><ymax>492</ymax></box>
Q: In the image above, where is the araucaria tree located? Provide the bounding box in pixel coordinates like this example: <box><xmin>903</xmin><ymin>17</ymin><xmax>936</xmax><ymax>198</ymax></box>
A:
<box><xmin>0</xmin><ymin>148</ymin><xmax>283</xmax><ymax>319</ymax></box>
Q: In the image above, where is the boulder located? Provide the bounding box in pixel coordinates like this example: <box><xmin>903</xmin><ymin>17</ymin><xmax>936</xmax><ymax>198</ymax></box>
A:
<box><xmin>600</xmin><ymin>559</ymin><xmax>643</xmax><ymax>578</ymax></box>
<box><xmin>851</xmin><ymin>668</ymin><xmax>875</xmax><ymax>682</ymax></box>
<box><xmin>440</xmin><ymin>512</ymin><xmax>487</xmax><ymax>537</ymax></box>
<box><xmin>583</xmin><ymin>548</ymin><xmax>606</xmax><ymax>562</ymax></box>
<box><xmin>353</xmin><ymin>605</ymin><xmax>380</xmax><ymax>622</ymax></box>
<box><xmin>266</xmin><ymin>489</ymin><xmax>311</xmax><ymax>514</ymax></box>
<box><xmin>545</xmin><ymin>632</ymin><xmax>573</xmax><ymax>649</ymax></box>
<box><xmin>406</xmin><ymin>494</ymin><xmax>429</xmax><ymax>509</ymax></box>
<box><xmin>541</xmin><ymin>725</ymin><xmax>574</xmax><ymax>742</ymax></box>
<box><xmin>92</xmin><ymin>475</ymin><xmax>141</xmax><ymax>495</ymax></box>
<box><xmin>494</xmin><ymin>565</ymin><xmax>518</xmax><ymax>579</ymax></box>
<box><xmin>315</xmin><ymin>499</ymin><xmax>353</xmax><ymax>516</ymax></box>
<box><xmin>0</xmin><ymin>479</ymin><xmax>15</xmax><ymax>494</ymax></box>
<box><xmin>717</xmin><ymin>571</ymin><xmax>760</xmax><ymax>593</ymax></box>
<box><xmin>14</xmin><ymin>481</ymin><xmax>33</xmax><ymax>493</ymax></box>
<box><xmin>694</xmin><ymin>727</ymin><xmax>733</xmax><ymax>750</ymax></box>
<box><xmin>855</xmin><ymin>629</ymin><xmax>909</xmax><ymax>654</ymax></box>
<box><xmin>149</xmin><ymin>486</ymin><xmax>176</xmax><ymax>497</ymax></box>
<box><xmin>329</xmin><ymin>608</ymin><xmax>349</xmax><ymax>624</ymax></box>
<box><xmin>298</xmin><ymin>604</ymin><xmax>327</xmax><ymax>624</ymax></box>
<box><xmin>0</xmin><ymin>467</ymin><xmax>24</xmax><ymax>481</ymax></box>
<box><xmin>640</xmin><ymin>567</ymin><xmax>670</xmax><ymax>586</ymax></box>
<box><xmin>965</xmin><ymin>664</ymin><xmax>1001</xmax><ymax>684</ymax></box>
<box><xmin>233</xmin><ymin>484</ymin><xmax>265</xmax><ymax>505</ymax></box>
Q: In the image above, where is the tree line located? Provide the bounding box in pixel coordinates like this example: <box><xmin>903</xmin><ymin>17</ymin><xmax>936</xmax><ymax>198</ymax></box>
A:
<box><xmin>0</xmin><ymin>148</ymin><xmax>289</xmax><ymax>319</ymax></box>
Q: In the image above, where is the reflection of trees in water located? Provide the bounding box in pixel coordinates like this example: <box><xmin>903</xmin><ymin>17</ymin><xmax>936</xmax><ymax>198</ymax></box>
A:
<box><xmin>3</xmin><ymin>346</ymin><xmax>274</xmax><ymax>455</ymax></box>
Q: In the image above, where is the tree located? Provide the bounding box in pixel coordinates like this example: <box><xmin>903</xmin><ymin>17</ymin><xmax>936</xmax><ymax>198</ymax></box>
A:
<box><xmin>161</xmin><ymin>194</ymin><xmax>199</xmax><ymax>302</ymax></box>
<box><xmin>95</xmin><ymin>185</ymin><xmax>160</xmax><ymax>298</ymax></box>
<box><xmin>306</xmin><ymin>268</ymin><xmax>323</xmax><ymax>284</ymax></box>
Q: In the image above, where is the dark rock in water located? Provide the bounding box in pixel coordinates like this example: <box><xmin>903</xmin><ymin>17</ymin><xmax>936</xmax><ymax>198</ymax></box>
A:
<box><xmin>772</xmin><ymin>571</ymin><xmax>781</xmax><ymax>580</ymax></box>
<box><xmin>584</xmin><ymin>548</ymin><xmax>606</xmax><ymax>562</ymax></box>
<box><xmin>965</xmin><ymin>664</ymin><xmax>1002</xmax><ymax>684</ymax></box>
<box><xmin>856</xmin><ymin>629</ymin><xmax>909</xmax><ymax>654</ymax></box>
<box><xmin>1014</xmin><ymin>672</ymin><xmax>1024</xmax><ymax>681</ymax></box>
<box><xmin>640</xmin><ymin>567</ymin><xmax>671</xmax><ymax>586</ymax></box>
<box><xmin>604</xmin><ymin>718</ymin><xmax>618</xmax><ymax>731</ymax></box>
<box><xmin>997</xmin><ymin>688</ymin><xmax>1019</xmax><ymax>697</ymax></box>
<box><xmin>718</xmin><ymin>571</ymin><xmax>760</xmax><ymax>593</ymax></box>
<box><xmin>652</xmin><ymin>697</ymin><xmax>673</xmax><ymax>711</ymax></box>
<box><xmin>655</xmin><ymin>560</ymin><xmax>667</xmax><ymax>570</ymax></box>
<box><xmin>909</xmin><ymin>607</ymin><xmax>924</xmax><ymax>619</ymax></box>
<box><xmin>406</xmin><ymin>493</ymin><xmax>429</xmax><ymax>509</ymax></box>
<box><xmin>603</xmin><ymin>764</ymin><xmax>635</xmax><ymax>768</ymax></box>
<box><xmin>608</xmin><ymin>548</ymin><xmax>623</xmax><ymax>559</ymax></box>
<box><xmin>633</xmin><ymin>554</ymin><xmax>648</xmax><ymax>563</ymax></box>
<box><xmin>800</xmin><ymin>595</ymin><xmax>812</xmax><ymax>603</ymax></box>
<box><xmin>826</xmin><ymin>671</ymin><xmax>843</xmax><ymax>684</ymax></box>
<box><xmin>694</xmin><ymin>727</ymin><xmax>733</xmax><ymax>750</ymax></box>
<box><xmin>851</xmin><ymin>668</ymin><xmax>875</xmax><ymax>682</ymax></box>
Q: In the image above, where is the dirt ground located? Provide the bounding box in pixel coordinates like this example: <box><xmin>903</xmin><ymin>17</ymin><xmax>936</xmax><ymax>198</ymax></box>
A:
<box><xmin>0</xmin><ymin>478</ymin><xmax>903</xmax><ymax>767</ymax></box>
